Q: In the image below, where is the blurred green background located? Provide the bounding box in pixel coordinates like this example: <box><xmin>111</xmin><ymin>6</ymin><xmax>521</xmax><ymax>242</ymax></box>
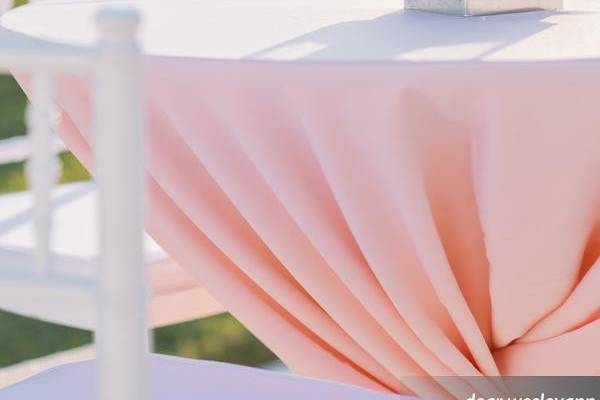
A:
<box><xmin>0</xmin><ymin>72</ymin><xmax>276</xmax><ymax>368</ymax></box>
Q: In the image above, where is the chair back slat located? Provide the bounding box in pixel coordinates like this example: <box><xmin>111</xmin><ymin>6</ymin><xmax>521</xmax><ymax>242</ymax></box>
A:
<box><xmin>94</xmin><ymin>9</ymin><xmax>148</xmax><ymax>400</ymax></box>
<box><xmin>25</xmin><ymin>72</ymin><xmax>61</xmax><ymax>278</ymax></box>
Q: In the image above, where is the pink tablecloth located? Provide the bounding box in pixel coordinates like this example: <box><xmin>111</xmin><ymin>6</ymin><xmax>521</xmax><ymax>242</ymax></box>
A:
<box><xmin>3</xmin><ymin>0</ymin><xmax>600</xmax><ymax>398</ymax></box>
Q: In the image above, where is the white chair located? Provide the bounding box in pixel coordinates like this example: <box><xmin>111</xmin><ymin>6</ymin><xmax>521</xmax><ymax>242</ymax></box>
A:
<box><xmin>0</xmin><ymin>6</ymin><xmax>406</xmax><ymax>400</ymax></box>
<box><xmin>0</xmin><ymin>0</ymin><xmax>223</xmax><ymax>330</ymax></box>
<box><xmin>0</xmin><ymin>8</ymin><xmax>153</xmax><ymax>399</ymax></box>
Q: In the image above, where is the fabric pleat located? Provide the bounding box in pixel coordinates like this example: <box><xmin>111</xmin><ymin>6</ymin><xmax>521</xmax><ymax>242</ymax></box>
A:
<box><xmin>22</xmin><ymin>59</ymin><xmax>600</xmax><ymax>399</ymax></box>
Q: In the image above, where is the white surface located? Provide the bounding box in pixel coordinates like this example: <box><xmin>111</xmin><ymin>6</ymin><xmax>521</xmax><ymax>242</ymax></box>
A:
<box><xmin>3</xmin><ymin>0</ymin><xmax>600</xmax><ymax>62</ymax></box>
<box><xmin>0</xmin><ymin>355</ymin><xmax>399</xmax><ymax>400</ymax></box>
<box><xmin>0</xmin><ymin>347</ymin><xmax>289</xmax><ymax>390</ymax></box>
<box><xmin>0</xmin><ymin>346</ymin><xmax>95</xmax><ymax>390</ymax></box>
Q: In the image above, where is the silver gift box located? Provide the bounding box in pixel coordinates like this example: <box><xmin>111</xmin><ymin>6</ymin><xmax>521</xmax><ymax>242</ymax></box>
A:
<box><xmin>404</xmin><ymin>0</ymin><xmax>563</xmax><ymax>16</ymax></box>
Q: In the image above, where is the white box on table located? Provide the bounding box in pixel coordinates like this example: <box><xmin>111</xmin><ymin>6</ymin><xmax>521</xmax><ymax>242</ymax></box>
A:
<box><xmin>404</xmin><ymin>0</ymin><xmax>563</xmax><ymax>16</ymax></box>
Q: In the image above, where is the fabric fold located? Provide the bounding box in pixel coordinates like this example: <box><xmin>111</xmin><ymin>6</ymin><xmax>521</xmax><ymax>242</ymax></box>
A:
<box><xmin>18</xmin><ymin>59</ymin><xmax>600</xmax><ymax>399</ymax></box>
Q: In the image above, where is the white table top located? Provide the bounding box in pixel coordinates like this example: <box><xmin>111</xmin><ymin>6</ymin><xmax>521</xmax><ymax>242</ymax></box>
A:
<box><xmin>3</xmin><ymin>0</ymin><xmax>600</xmax><ymax>63</ymax></box>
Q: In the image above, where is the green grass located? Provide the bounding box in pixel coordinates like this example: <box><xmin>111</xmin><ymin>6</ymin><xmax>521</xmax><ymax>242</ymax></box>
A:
<box><xmin>0</xmin><ymin>75</ymin><xmax>27</xmax><ymax>141</ymax></box>
<box><xmin>0</xmin><ymin>311</ymin><xmax>92</xmax><ymax>369</ymax></box>
<box><xmin>0</xmin><ymin>74</ymin><xmax>276</xmax><ymax>368</ymax></box>
<box><xmin>0</xmin><ymin>311</ymin><xmax>275</xmax><ymax>369</ymax></box>
<box><xmin>155</xmin><ymin>314</ymin><xmax>276</xmax><ymax>367</ymax></box>
<box><xmin>0</xmin><ymin>152</ymin><xmax>91</xmax><ymax>194</ymax></box>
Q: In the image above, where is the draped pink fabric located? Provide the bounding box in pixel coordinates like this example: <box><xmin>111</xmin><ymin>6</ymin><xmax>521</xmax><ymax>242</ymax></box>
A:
<box><xmin>39</xmin><ymin>60</ymin><xmax>600</xmax><ymax>399</ymax></box>
<box><xmin>5</xmin><ymin>1</ymin><xmax>600</xmax><ymax>398</ymax></box>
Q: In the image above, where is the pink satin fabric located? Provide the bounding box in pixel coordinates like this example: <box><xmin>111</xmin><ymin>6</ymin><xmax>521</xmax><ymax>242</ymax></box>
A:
<box><xmin>24</xmin><ymin>59</ymin><xmax>600</xmax><ymax>398</ymax></box>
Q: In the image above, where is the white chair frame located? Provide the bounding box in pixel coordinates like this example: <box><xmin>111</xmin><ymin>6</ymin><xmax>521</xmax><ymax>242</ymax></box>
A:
<box><xmin>0</xmin><ymin>8</ymin><xmax>148</xmax><ymax>400</ymax></box>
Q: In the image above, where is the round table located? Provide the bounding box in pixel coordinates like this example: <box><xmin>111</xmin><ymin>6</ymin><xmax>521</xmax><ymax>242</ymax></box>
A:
<box><xmin>3</xmin><ymin>0</ymin><xmax>600</xmax><ymax>397</ymax></box>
